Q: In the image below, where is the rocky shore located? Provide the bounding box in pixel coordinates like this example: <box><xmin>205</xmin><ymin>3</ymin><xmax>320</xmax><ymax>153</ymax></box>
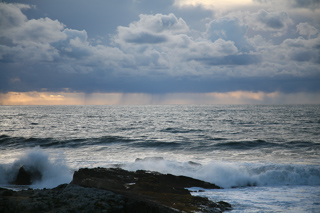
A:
<box><xmin>0</xmin><ymin>167</ymin><xmax>232</xmax><ymax>212</ymax></box>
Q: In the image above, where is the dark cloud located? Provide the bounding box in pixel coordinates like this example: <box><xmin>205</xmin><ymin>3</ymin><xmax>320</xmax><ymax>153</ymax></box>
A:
<box><xmin>132</xmin><ymin>0</ymin><xmax>174</xmax><ymax>14</ymax></box>
<box><xmin>125</xmin><ymin>32</ymin><xmax>168</xmax><ymax>44</ymax></box>
<box><xmin>255</xmin><ymin>10</ymin><xmax>289</xmax><ymax>29</ymax></box>
<box><xmin>282</xmin><ymin>36</ymin><xmax>320</xmax><ymax>63</ymax></box>
<box><xmin>193</xmin><ymin>54</ymin><xmax>262</xmax><ymax>66</ymax></box>
<box><xmin>207</xmin><ymin>17</ymin><xmax>254</xmax><ymax>53</ymax></box>
<box><xmin>292</xmin><ymin>0</ymin><xmax>320</xmax><ymax>9</ymax></box>
<box><xmin>290</xmin><ymin>51</ymin><xmax>313</xmax><ymax>62</ymax></box>
<box><xmin>2</xmin><ymin>0</ymin><xmax>138</xmax><ymax>39</ymax></box>
<box><xmin>247</xmin><ymin>10</ymin><xmax>293</xmax><ymax>38</ymax></box>
<box><xmin>2</xmin><ymin>63</ymin><xmax>319</xmax><ymax>94</ymax></box>
<box><xmin>0</xmin><ymin>1</ymin><xmax>319</xmax><ymax>96</ymax></box>
<box><xmin>254</xmin><ymin>0</ymin><xmax>320</xmax><ymax>9</ymax></box>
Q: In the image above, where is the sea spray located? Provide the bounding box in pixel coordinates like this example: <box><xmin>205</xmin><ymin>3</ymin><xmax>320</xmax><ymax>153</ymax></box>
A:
<box><xmin>0</xmin><ymin>147</ymin><xmax>73</xmax><ymax>189</ymax></box>
<box><xmin>123</xmin><ymin>158</ymin><xmax>257</xmax><ymax>188</ymax></box>
<box><xmin>123</xmin><ymin>158</ymin><xmax>320</xmax><ymax>188</ymax></box>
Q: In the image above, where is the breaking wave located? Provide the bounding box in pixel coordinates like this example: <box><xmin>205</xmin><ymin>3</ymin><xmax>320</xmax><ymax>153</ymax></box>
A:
<box><xmin>0</xmin><ymin>147</ymin><xmax>72</xmax><ymax>189</ymax></box>
<box><xmin>123</xmin><ymin>157</ymin><xmax>320</xmax><ymax>188</ymax></box>
<box><xmin>1</xmin><ymin>147</ymin><xmax>319</xmax><ymax>190</ymax></box>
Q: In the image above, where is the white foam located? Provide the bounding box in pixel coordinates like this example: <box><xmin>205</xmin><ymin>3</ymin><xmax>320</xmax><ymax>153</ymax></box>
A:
<box><xmin>190</xmin><ymin>185</ymin><xmax>320</xmax><ymax>212</ymax></box>
<box><xmin>123</xmin><ymin>158</ymin><xmax>320</xmax><ymax>188</ymax></box>
<box><xmin>0</xmin><ymin>147</ymin><xmax>73</xmax><ymax>189</ymax></box>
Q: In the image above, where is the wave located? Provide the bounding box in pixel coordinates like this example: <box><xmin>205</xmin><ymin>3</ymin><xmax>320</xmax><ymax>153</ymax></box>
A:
<box><xmin>212</xmin><ymin>139</ymin><xmax>281</xmax><ymax>150</ymax></box>
<box><xmin>194</xmin><ymin>162</ymin><xmax>320</xmax><ymax>188</ymax></box>
<box><xmin>0</xmin><ymin>135</ymin><xmax>136</xmax><ymax>149</ymax></box>
<box><xmin>160</xmin><ymin>127</ymin><xmax>204</xmax><ymax>134</ymax></box>
<box><xmin>0</xmin><ymin>135</ymin><xmax>185</xmax><ymax>150</ymax></box>
<box><xmin>0</xmin><ymin>147</ymin><xmax>72</xmax><ymax>189</ymax></box>
<box><xmin>285</xmin><ymin>141</ymin><xmax>320</xmax><ymax>148</ymax></box>
<box><xmin>123</xmin><ymin>158</ymin><xmax>320</xmax><ymax>188</ymax></box>
<box><xmin>201</xmin><ymin>139</ymin><xmax>320</xmax><ymax>151</ymax></box>
<box><xmin>1</xmin><ymin>147</ymin><xmax>319</xmax><ymax>190</ymax></box>
<box><xmin>129</xmin><ymin>141</ymin><xmax>182</xmax><ymax>149</ymax></box>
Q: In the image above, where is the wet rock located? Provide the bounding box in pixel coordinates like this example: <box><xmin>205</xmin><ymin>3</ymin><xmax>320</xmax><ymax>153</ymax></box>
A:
<box><xmin>72</xmin><ymin>167</ymin><xmax>229</xmax><ymax>212</ymax></box>
<box><xmin>11</xmin><ymin>166</ymin><xmax>42</xmax><ymax>185</ymax></box>
<box><xmin>0</xmin><ymin>184</ymin><xmax>178</xmax><ymax>213</ymax></box>
<box><xmin>1</xmin><ymin>168</ymin><xmax>232</xmax><ymax>212</ymax></box>
<box><xmin>0</xmin><ymin>184</ymin><xmax>128</xmax><ymax>213</ymax></box>
<box><xmin>12</xmin><ymin>167</ymin><xmax>31</xmax><ymax>185</ymax></box>
<box><xmin>188</xmin><ymin>161</ymin><xmax>202</xmax><ymax>167</ymax></box>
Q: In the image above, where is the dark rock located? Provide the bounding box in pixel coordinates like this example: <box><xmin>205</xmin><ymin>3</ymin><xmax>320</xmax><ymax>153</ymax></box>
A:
<box><xmin>188</xmin><ymin>161</ymin><xmax>202</xmax><ymax>167</ymax></box>
<box><xmin>218</xmin><ymin>201</ymin><xmax>233</xmax><ymax>211</ymax></box>
<box><xmin>12</xmin><ymin>167</ymin><xmax>31</xmax><ymax>185</ymax></box>
<box><xmin>0</xmin><ymin>184</ymin><xmax>127</xmax><ymax>213</ymax></box>
<box><xmin>1</xmin><ymin>188</ymin><xmax>13</xmax><ymax>197</ymax></box>
<box><xmin>71</xmin><ymin>167</ymin><xmax>229</xmax><ymax>212</ymax></box>
<box><xmin>11</xmin><ymin>166</ymin><xmax>42</xmax><ymax>185</ymax></box>
<box><xmin>0</xmin><ymin>184</ymin><xmax>178</xmax><ymax>213</ymax></box>
<box><xmin>1</xmin><ymin>168</ymin><xmax>232</xmax><ymax>212</ymax></box>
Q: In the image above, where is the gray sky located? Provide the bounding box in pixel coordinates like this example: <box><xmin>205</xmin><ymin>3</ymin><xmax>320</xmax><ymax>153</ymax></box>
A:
<box><xmin>0</xmin><ymin>0</ymin><xmax>320</xmax><ymax>104</ymax></box>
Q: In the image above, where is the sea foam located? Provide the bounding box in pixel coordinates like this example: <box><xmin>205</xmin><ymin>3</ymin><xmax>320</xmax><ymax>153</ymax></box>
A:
<box><xmin>0</xmin><ymin>147</ymin><xmax>72</xmax><ymax>189</ymax></box>
<box><xmin>123</xmin><ymin>158</ymin><xmax>320</xmax><ymax>188</ymax></box>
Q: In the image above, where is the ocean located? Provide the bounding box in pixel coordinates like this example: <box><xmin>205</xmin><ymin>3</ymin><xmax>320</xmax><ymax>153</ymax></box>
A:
<box><xmin>1</xmin><ymin>105</ymin><xmax>319</xmax><ymax>212</ymax></box>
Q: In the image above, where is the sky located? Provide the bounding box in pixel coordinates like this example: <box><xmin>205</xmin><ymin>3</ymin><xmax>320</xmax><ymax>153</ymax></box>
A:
<box><xmin>0</xmin><ymin>0</ymin><xmax>320</xmax><ymax>105</ymax></box>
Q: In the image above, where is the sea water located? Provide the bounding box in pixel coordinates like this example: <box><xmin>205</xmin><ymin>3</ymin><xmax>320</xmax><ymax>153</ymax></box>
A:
<box><xmin>0</xmin><ymin>105</ymin><xmax>319</xmax><ymax>212</ymax></box>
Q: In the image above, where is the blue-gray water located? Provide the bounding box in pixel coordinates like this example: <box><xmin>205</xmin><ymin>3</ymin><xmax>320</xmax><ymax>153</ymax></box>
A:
<box><xmin>1</xmin><ymin>105</ymin><xmax>320</xmax><ymax>212</ymax></box>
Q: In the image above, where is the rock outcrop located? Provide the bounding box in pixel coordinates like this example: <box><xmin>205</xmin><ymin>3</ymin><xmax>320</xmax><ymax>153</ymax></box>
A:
<box><xmin>0</xmin><ymin>167</ymin><xmax>232</xmax><ymax>213</ymax></box>
<box><xmin>71</xmin><ymin>167</ymin><xmax>230</xmax><ymax>212</ymax></box>
<box><xmin>11</xmin><ymin>166</ymin><xmax>42</xmax><ymax>185</ymax></box>
<box><xmin>1</xmin><ymin>184</ymin><xmax>131</xmax><ymax>212</ymax></box>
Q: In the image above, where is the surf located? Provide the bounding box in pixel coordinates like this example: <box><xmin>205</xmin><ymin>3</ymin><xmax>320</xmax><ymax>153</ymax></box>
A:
<box><xmin>0</xmin><ymin>147</ymin><xmax>72</xmax><ymax>189</ymax></box>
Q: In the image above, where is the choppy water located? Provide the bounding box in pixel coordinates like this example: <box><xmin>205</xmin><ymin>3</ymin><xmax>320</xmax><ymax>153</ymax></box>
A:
<box><xmin>1</xmin><ymin>105</ymin><xmax>320</xmax><ymax>212</ymax></box>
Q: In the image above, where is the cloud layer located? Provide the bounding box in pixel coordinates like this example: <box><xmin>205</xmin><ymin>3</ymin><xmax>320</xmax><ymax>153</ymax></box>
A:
<box><xmin>0</xmin><ymin>1</ymin><xmax>319</xmax><ymax>102</ymax></box>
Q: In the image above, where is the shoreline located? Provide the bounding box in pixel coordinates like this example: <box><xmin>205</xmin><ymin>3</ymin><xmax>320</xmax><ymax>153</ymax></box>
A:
<box><xmin>0</xmin><ymin>167</ymin><xmax>232</xmax><ymax>213</ymax></box>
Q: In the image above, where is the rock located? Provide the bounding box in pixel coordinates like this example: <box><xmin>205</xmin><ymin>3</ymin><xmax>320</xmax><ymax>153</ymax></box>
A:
<box><xmin>11</xmin><ymin>166</ymin><xmax>42</xmax><ymax>185</ymax></box>
<box><xmin>188</xmin><ymin>161</ymin><xmax>202</xmax><ymax>167</ymax></box>
<box><xmin>12</xmin><ymin>167</ymin><xmax>31</xmax><ymax>185</ymax></box>
<box><xmin>1</xmin><ymin>167</ymin><xmax>232</xmax><ymax>212</ymax></box>
<box><xmin>12</xmin><ymin>166</ymin><xmax>42</xmax><ymax>185</ymax></box>
<box><xmin>0</xmin><ymin>184</ymin><xmax>179</xmax><ymax>213</ymax></box>
<box><xmin>0</xmin><ymin>184</ymin><xmax>128</xmax><ymax>212</ymax></box>
<box><xmin>71</xmin><ymin>167</ymin><xmax>229</xmax><ymax>212</ymax></box>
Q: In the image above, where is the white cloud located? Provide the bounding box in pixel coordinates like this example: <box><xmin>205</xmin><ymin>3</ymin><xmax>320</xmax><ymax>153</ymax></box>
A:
<box><xmin>297</xmin><ymin>22</ymin><xmax>318</xmax><ymax>38</ymax></box>
<box><xmin>0</xmin><ymin>4</ymin><xmax>66</xmax><ymax>45</ymax></box>
<box><xmin>12</xmin><ymin>18</ymin><xmax>66</xmax><ymax>44</ymax></box>
<box><xmin>111</xmin><ymin>13</ymin><xmax>247</xmax><ymax>75</ymax></box>
<box><xmin>0</xmin><ymin>3</ymin><xmax>29</xmax><ymax>30</ymax></box>
<box><xmin>114</xmin><ymin>13</ymin><xmax>189</xmax><ymax>46</ymax></box>
<box><xmin>0</xmin><ymin>3</ymin><xmax>130</xmax><ymax>73</ymax></box>
<box><xmin>174</xmin><ymin>0</ymin><xmax>253</xmax><ymax>10</ymax></box>
<box><xmin>0</xmin><ymin>3</ymin><xmax>65</xmax><ymax>62</ymax></box>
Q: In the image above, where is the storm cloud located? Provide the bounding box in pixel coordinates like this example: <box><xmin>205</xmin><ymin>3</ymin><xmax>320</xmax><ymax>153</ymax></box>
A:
<box><xmin>0</xmin><ymin>0</ymin><xmax>319</xmax><ymax>103</ymax></box>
